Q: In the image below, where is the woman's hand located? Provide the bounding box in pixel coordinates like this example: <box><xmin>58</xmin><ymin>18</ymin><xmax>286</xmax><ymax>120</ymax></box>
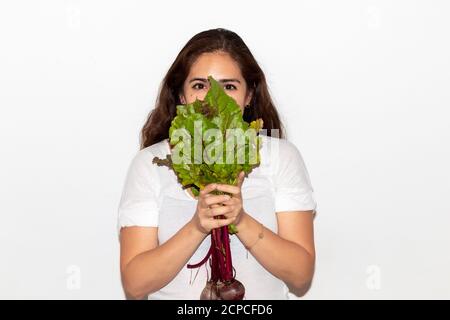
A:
<box><xmin>190</xmin><ymin>171</ymin><xmax>246</xmax><ymax>234</ymax></box>
<box><xmin>191</xmin><ymin>183</ymin><xmax>233</xmax><ymax>235</ymax></box>
<box><xmin>215</xmin><ymin>171</ymin><xmax>246</xmax><ymax>227</ymax></box>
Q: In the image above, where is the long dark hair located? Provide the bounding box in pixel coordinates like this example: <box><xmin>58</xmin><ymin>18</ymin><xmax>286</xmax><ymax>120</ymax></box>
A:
<box><xmin>140</xmin><ymin>28</ymin><xmax>285</xmax><ymax>149</ymax></box>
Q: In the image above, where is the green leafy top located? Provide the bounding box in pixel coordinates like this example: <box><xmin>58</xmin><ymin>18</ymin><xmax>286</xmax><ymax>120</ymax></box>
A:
<box><xmin>152</xmin><ymin>75</ymin><xmax>264</xmax><ymax>198</ymax></box>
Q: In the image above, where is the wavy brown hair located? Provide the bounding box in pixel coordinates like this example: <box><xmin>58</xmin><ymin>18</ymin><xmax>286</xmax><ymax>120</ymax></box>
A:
<box><xmin>140</xmin><ymin>28</ymin><xmax>285</xmax><ymax>149</ymax></box>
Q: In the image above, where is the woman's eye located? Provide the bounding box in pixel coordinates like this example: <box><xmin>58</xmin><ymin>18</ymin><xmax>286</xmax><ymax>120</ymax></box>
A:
<box><xmin>192</xmin><ymin>83</ymin><xmax>206</xmax><ymax>90</ymax></box>
<box><xmin>224</xmin><ymin>84</ymin><xmax>237</xmax><ymax>90</ymax></box>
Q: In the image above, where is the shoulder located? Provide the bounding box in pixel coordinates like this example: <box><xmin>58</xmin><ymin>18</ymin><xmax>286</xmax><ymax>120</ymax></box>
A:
<box><xmin>132</xmin><ymin>138</ymin><xmax>170</xmax><ymax>164</ymax></box>
<box><xmin>126</xmin><ymin>139</ymin><xmax>170</xmax><ymax>179</ymax></box>
<box><xmin>140</xmin><ymin>138</ymin><xmax>170</xmax><ymax>159</ymax></box>
<box><xmin>259</xmin><ymin>134</ymin><xmax>303</xmax><ymax>165</ymax></box>
<box><xmin>259</xmin><ymin>135</ymin><xmax>313</xmax><ymax>189</ymax></box>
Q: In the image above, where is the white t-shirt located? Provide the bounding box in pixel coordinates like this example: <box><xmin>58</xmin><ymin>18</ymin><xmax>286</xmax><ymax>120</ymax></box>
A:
<box><xmin>117</xmin><ymin>134</ymin><xmax>317</xmax><ymax>300</ymax></box>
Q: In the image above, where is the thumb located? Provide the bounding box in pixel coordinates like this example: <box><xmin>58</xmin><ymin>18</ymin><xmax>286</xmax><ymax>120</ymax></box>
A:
<box><xmin>237</xmin><ymin>171</ymin><xmax>245</xmax><ymax>188</ymax></box>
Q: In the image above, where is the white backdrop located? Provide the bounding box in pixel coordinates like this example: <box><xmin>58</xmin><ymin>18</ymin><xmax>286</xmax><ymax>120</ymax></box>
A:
<box><xmin>1</xmin><ymin>0</ymin><xmax>449</xmax><ymax>299</ymax></box>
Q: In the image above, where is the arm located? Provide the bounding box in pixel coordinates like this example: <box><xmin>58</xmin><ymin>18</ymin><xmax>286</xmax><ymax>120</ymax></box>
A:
<box><xmin>120</xmin><ymin>183</ymin><xmax>234</xmax><ymax>300</ymax></box>
<box><xmin>235</xmin><ymin>210</ymin><xmax>315</xmax><ymax>297</ymax></box>
<box><xmin>213</xmin><ymin>173</ymin><xmax>316</xmax><ymax>297</ymax></box>
<box><xmin>120</xmin><ymin>222</ymin><xmax>207</xmax><ymax>300</ymax></box>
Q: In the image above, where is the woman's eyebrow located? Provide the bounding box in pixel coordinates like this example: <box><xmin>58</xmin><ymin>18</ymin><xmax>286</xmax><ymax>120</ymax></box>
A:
<box><xmin>220</xmin><ymin>78</ymin><xmax>241</xmax><ymax>84</ymax></box>
<box><xmin>189</xmin><ymin>77</ymin><xmax>241</xmax><ymax>84</ymax></box>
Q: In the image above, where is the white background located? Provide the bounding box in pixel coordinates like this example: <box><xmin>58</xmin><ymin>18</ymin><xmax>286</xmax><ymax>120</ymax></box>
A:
<box><xmin>1</xmin><ymin>0</ymin><xmax>449</xmax><ymax>299</ymax></box>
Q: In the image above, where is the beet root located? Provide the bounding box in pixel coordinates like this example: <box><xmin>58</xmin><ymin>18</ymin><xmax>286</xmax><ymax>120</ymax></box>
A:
<box><xmin>217</xmin><ymin>279</ymin><xmax>245</xmax><ymax>300</ymax></box>
<box><xmin>200</xmin><ymin>281</ymin><xmax>221</xmax><ymax>300</ymax></box>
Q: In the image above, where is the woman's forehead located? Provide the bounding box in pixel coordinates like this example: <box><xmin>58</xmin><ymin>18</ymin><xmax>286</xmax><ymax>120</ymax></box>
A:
<box><xmin>188</xmin><ymin>52</ymin><xmax>244</xmax><ymax>80</ymax></box>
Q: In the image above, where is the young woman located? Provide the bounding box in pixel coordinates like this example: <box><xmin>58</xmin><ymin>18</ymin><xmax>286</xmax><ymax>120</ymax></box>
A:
<box><xmin>118</xmin><ymin>28</ymin><xmax>317</xmax><ymax>300</ymax></box>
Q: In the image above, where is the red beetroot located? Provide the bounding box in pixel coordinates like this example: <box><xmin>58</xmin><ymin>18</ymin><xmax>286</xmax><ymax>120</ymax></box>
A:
<box><xmin>200</xmin><ymin>281</ymin><xmax>221</xmax><ymax>300</ymax></box>
<box><xmin>217</xmin><ymin>279</ymin><xmax>245</xmax><ymax>300</ymax></box>
<box><xmin>187</xmin><ymin>198</ymin><xmax>246</xmax><ymax>300</ymax></box>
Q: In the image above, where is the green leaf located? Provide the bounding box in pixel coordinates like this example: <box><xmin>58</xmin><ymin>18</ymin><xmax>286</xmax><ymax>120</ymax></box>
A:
<box><xmin>228</xmin><ymin>223</ymin><xmax>238</xmax><ymax>235</ymax></box>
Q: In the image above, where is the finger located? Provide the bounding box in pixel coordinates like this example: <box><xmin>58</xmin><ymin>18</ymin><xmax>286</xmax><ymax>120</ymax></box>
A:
<box><xmin>198</xmin><ymin>184</ymin><xmax>218</xmax><ymax>208</ymax></box>
<box><xmin>211</xmin><ymin>217</ymin><xmax>236</xmax><ymax>229</ymax></box>
<box><xmin>199</xmin><ymin>183</ymin><xmax>217</xmax><ymax>197</ymax></box>
<box><xmin>237</xmin><ymin>171</ymin><xmax>245</xmax><ymax>188</ymax></box>
<box><xmin>221</xmin><ymin>198</ymin><xmax>237</xmax><ymax>206</ymax></box>
<box><xmin>215</xmin><ymin>184</ymin><xmax>240</xmax><ymax>195</ymax></box>
<box><xmin>204</xmin><ymin>194</ymin><xmax>231</xmax><ymax>207</ymax></box>
<box><xmin>221</xmin><ymin>208</ymin><xmax>237</xmax><ymax>219</ymax></box>
<box><xmin>209</xmin><ymin>205</ymin><xmax>233</xmax><ymax>217</ymax></box>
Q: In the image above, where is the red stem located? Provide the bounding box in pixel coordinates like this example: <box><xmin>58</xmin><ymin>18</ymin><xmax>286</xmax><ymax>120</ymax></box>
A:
<box><xmin>211</xmin><ymin>230</ymin><xmax>219</xmax><ymax>282</ymax></box>
<box><xmin>187</xmin><ymin>246</ymin><xmax>212</xmax><ymax>269</ymax></box>
<box><xmin>222</xmin><ymin>225</ymin><xmax>233</xmax><ymax>281</ymax></box>
<box><xmin>185</xmin><ymin>195</ymin><xmax>236</xmax><ymax>286</ymax></box>
<box><xmin>215</xmin><ymin>226</ymin><xmax>226</xmax><ymax>281</ymax></box>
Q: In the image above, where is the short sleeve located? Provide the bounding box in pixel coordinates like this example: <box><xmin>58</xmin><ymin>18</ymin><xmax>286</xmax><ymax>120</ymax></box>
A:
<box><xmin>117</xmin><ymin>148</ymin><xmax>160</xmax><ymax>232</ymax></box>
<box><xmin>274</xmin><ymin>140</ymin><xmax>317</xmax><ymax>213</ymax></box>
